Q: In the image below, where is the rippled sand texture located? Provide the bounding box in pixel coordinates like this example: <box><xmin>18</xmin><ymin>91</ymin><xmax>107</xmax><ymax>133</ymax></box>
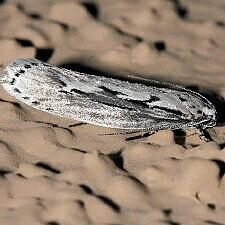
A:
<box><xmin>0</xmin><ymin>0</ymin><xmax>225</xmax><ymax>224</ymax></box>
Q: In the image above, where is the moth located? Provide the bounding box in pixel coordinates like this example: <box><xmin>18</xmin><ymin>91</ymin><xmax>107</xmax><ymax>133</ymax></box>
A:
<box><xmin>1</xmin><ymin>58</ymin><xmax>217</xmax><ymax>140</ymax></box>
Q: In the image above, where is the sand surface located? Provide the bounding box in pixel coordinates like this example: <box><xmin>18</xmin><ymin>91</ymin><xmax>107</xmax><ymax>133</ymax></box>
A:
<box><xmin>0</xmin><ymin>0</ymin><xmax>225</xmax><ymax>224</ymax></box>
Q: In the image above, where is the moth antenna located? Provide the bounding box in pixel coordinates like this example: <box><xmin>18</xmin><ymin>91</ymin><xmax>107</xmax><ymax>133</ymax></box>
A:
<box><xmin>98</xmin><ymin>130</ymin><xmax>143</xmax><ymax>136</ymax></box>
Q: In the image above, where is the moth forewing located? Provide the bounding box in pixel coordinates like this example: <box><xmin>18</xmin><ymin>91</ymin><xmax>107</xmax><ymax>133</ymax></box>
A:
<box><xmin>1</xmin><ymin>58</ymin><xmax>217</xmax><ymax>141</ymax></box>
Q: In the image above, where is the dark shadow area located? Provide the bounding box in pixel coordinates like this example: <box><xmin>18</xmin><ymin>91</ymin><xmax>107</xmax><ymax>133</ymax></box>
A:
<box><xmin>96</xmin><ymin>195</ymin><xmax>121</xmax><ymax>213</ymax></box>
<box><xmin>15</xmin><ymin>38</ymin><xmax>34</xmax><ymax>47</ymax></box>
<box><xmin>173</xmin><ymin>129</ymin><xmax>186</xmax><ymax>145</ymax></box>
<box><xmin>16</xmin><ymin>2</ymin><xmax>69</xmax><ymax>30</ymax></box>
<box><xmin>59</xmin><ymin>62</ymin><xmax>110</xmax><ymax>77</ymax></box>
<box><xmin>163</xmin><ymin>208</ymin><xmax>173</xmax><ymax>217</ymax></box>
<box><xmin>108</xmin><ymin>150</ymin><xmax>126</xmax><ymax>171</ymax></box>
<box><xmin>16</xmin><ymin>173</ymin><xmax>26</xmax><ymax>178</ymax></box>
<box><xmin>207</xmin><ymin>203</ymin><xmax>216</xmax><ymax>210</ymax></box>
<box><xmin>211</xmin><ymin>159</ymin><xmax>225</xmax><ymax>179</ymax></box>
<box><xmin>153</xmin><ymin>41</ymin><xmax>167</xmax><ymax>52</ymax></box>
<box><xmin>0</xmin><ymin>98</ymin><xmax>23</xmax><ymax>109</ymax></box>
<box><xmin>215</xmin><ymin>21</ymin><xmax>225</xmax><ymax>27</ymax></box>
<box><xmin>29</xmin><ymin>13</ymin><xmax>42</xmax><ymax>19</ymax></box>
<box><xmin>68</xmin><ymin>122</ymin><xmax>87</xmax><ymax>127</ymax></box>
<box><xmin>35</xmin><ymin>162</ymin><xmax>60</xmax><ymax>174</ymax></box>
<box><xmin>126</xmin><ymin>132</ymin><xmax>153</xmax><ymax>141</ymax></box>
<box><xmin>46</xmin><ymin>222</ymin><xmax>60</xmax><ymax>225</ymax></box>
<box><xmin>128</xmin><ymin>175</ymin><xmax>148</xmax><ymax>190</ymax></box>
<box><xmin>0</xmin><ymin>170</ymin><xmax>10</xmax><ymax>177</ymax></box>
<box><xmin>201</xmin><ymin>129</ymin><xmax>214</xmax><ymax>142</ymax></box>
<box><xmin>35</xmin><ymin>48</ymin><xmax>54</xmax><ymax>62</ymax></box>
<box><xmin>76</xmin><ymin>200</ymin><xmax>85</xmax><ymax>208</ymax></box>
<box><xmin>169</xmin><ymin>0</ymin><xmax>189</xmax><ymax>19</ymax></box>
<box><xmin>33</xmin><ymin>120</ymin><xmax>73</xmax><ymax>135</ymax></box>
<box><xmin>82</xmin><ymin>2</ymin><xmax>99</xmax><ymax>19</ymax></box>
<box><xmin>164</xmin><ymin>220</ymin><xmax>180</xmax><ymax>225</ymax></box>
<box><xmin>79</xmin><ymin>184</ymin><xmax>94</xmax><ymax>195</ymax></box>
<box><xmin>204</xmin><ymin>220</ymin><xmax>225</xmax><ymax>225</ymax></box>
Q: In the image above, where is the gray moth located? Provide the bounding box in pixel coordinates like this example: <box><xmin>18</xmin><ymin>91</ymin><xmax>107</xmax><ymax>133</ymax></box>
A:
<box><xmin>1</xmin><ymin>58</ymin><xmax>217</xmax><ymax>139</ymax></box>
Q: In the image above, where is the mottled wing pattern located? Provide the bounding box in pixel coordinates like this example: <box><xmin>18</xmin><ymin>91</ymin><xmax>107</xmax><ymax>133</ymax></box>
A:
<box><xmin>1</xmin><ymin>58</ymin><xmax>217</xmax><ymax>130</ymax></box>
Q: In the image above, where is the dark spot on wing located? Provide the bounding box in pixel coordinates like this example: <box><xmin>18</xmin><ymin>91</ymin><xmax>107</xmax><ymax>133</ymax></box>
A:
<box><xmin>24</xmin><ymin>64</ymin><xmax>31</xmax><ymax>69</ymax></box>
<box><xmin>70</xmin><ymin>88</ymin><xmax>86</xmax><ymax>95</ymax></box>
<box><xmin>31</xmin><ymin>62</ymin><xmax>39</xmax><ymax>66</ymax></box>
<box><xmin>101</xmin><ymin>101</ymin><xmax>134</xmax><ymax>110</ymax></box>
<box><xmin>127</xmin><ymin>96</ymin><xmax>160</xmax><ymax>108</ymax></box>
<box><xmin>15</xmin><ymin>73</ymin><xmax>20</xmax><ymax>77</ymax></box>
<box><xmin>100</xmin><ymin>86</ymin><xmax>124</xmax><ymax>96</ymax></box>
<box><xmin>148</xmin><ymin>96</ymin><xmax>161</xmax><ymax>102</ymax></box>
<box><xmin>46</xmin><ymin>107</ymin><xmax>53</xmax><ymax>111</ymax></box>
<box><xmin>32</xmin><ymin>101</ymin><xmax>40</xmax><ymax>105</ymax></box>
<box><xmin>19</xmin><ymin>69</ymin><xmax>25</xmax><ymax>73</ymax></box>
<box><xmin>58</xmin><ymin>90</ymin><xmax>72</xmax><ymax>95</ymax></box>
<box><xmin>179</xmin><ymin>96</ymin><xmax>187</xmax><ymax>102</ymax></box>
<box><xmin>58</xmin><ymin>80</ymin><xmax>67</xmax><ymax>87</ymax></box>
<box><xmin>22</xmin><ymin>96</ymin><xmax>30</xmax><ymax>100</ymax></box>
<box><xmin>153</xmin><ymin>106</ymin><xmax>185</xmax><ymax>116</ymax></box>
<box><xmin>128</xmin><ymin>99</ymin><xmax>149</xmax><ymax>108</ymax></box>
<box><xmin>10</xmin><ymin>78</ymin><xmax>16</xmax><ymax>85</ymax></box>
<box><xmin>14</xmin><ymin>88</ymin><xmax>21</xmax><ymax>93</ymax></box>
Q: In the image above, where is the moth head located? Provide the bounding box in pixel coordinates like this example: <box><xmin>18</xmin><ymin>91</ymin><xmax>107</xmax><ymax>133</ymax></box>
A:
<box><xmin>200</xmin><ymin>105</ymin><xmax>217</xmax><ymax>129</ymax></box>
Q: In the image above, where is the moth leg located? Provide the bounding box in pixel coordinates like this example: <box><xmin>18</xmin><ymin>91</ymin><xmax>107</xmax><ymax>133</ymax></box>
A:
<box><xmin>173</xmin><ymin>129</ymin><xmax>187</xmax><ymax>145</ymax></box>
<box><xmin>125</xmin><ymin>131</ymin><xmax>156</xmax><ymax>141</ymax></box>
<box><xmin>186</xmin><ymin>129</ymin><xmax>212</xmax><ymax>142</ymax></box>
<box><xmin>98</xmin><ymin>130</ymin><xmax>144</xmax><ymax>136</ymax></box>
<box><xmin>98</xmin><ymin>130</ymin><xmax>156</xmax><ymax>142</ymax></box>
<box><xmin>196</xmin><ymin>129</ymin><xmax>212</xmax><ymax>142</ymax></box>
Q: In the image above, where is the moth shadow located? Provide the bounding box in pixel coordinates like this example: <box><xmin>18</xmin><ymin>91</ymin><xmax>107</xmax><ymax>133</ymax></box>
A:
<box><xmin>59</xmin><ymin>62</ymin><xmax>111</xmax><ymax>78</ymax></box>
